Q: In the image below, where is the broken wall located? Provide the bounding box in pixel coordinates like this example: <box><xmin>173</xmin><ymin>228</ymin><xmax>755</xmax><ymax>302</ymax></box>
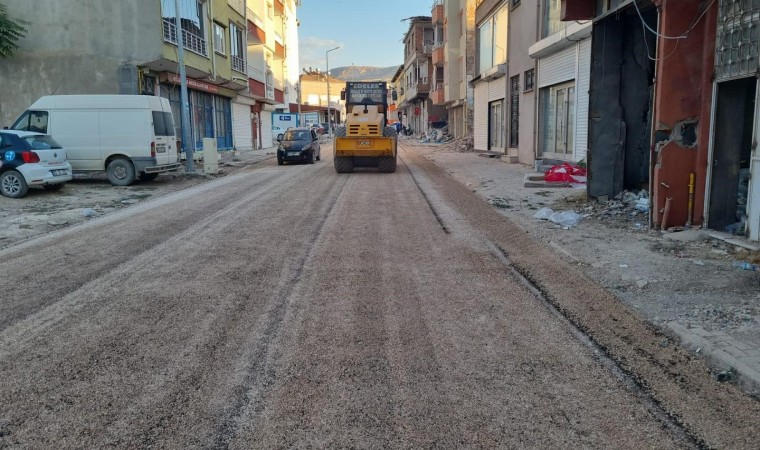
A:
<box><xmin>652</xmin><ymin>0</ymin><xmax>717</xmax><ymax>228</ymax></box>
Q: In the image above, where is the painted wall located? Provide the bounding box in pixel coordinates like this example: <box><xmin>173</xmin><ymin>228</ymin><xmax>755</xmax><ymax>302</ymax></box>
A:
<box><xmin>0</xmin><ymin>0</ymin><xmax>162</xmax><ymax>126</ymax></box>
<box><xmin>507</xmin><ymin>0</ymin><xmax>538</xmax><ymax>165</ymax></box>
<box><xmin>652</xmin><ymin>0</ymin><xmax>716</xmax><ymax>228</ymax></box>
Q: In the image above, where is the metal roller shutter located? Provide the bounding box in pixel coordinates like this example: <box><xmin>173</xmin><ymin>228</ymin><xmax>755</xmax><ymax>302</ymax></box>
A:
<box><xmin>538</xmin><ymin>45</ymin><xmax>576</xmax><ymax>88</ymax></box>
<box><xmin>474</xmin><ymin>82</ymin><xmax>489</xmax><ymax>151</ymax></box>
<box><xmin>232</xmin><ymin>102</ymin><xmax>253</xmax><ymax>151</ymax></box>
<box><xmin>488</xmin><ymin>75</ymin><xmax>507</xmax><ymax>101</ymax></box>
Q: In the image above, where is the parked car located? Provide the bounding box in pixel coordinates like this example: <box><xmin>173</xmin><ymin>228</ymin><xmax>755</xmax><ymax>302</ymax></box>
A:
<box><xmin>11</xmin><ymin>95</ymin><xmax>180</xmax><ymax>186</ymax></box>
<box><xmin>276</xmin><ymin>127</ymin><xmax>321</xmax><ymax>165</ymax></box>
<box><xmin>0</xmin><ymin>130</ymin><xmax>73</xmax><ymax>198</ymax></box>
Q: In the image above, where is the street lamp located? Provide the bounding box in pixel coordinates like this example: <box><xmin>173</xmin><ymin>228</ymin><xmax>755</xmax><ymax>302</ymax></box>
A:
<box><xmin>325</xmin><ymin>46</ymin><xmax>339</xmax><ymax>137</ymax></box>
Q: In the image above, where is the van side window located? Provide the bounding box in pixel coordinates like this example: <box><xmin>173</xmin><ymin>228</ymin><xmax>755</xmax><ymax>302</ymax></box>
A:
<box><xmin>152</xmin><ymin>111</ymin><xmax>176</xmax><ymax>136</ymax></box>
<box><xmin>12</xmin><ymin>111</ymin><xmax>49</xmax><ymax>134</ymax></box>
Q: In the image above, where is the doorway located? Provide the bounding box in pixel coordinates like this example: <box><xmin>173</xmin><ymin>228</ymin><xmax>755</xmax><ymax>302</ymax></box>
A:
<box><xmin>707</xmin><ymin>77</ymin><xmax>757</xmax><ymax>234</ymax></box>
<box><xmin>489</xmin><ymin>100</ymin><xmax>504</xmax><ymax>151</ymax></box>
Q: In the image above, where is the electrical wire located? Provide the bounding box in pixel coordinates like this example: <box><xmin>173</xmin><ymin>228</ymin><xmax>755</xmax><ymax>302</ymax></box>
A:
<box><xmin>633</xmin><ymin>0</ymin><xmax>716</xmax><ymax>40</ymax></box>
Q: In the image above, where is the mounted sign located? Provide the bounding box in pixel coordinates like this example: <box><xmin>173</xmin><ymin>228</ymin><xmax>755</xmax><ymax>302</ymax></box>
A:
<box><xmin>167</xmin><ymin>73</ymin><xmax>219</xmax><ymax>94</ymax></box>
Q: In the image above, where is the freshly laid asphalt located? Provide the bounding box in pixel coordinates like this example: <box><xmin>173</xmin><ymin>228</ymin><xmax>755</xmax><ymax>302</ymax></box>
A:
<box><xmin>0</xmin><ymin>143</ymin><xmax>757</xmax><ymax>448</ymax></box>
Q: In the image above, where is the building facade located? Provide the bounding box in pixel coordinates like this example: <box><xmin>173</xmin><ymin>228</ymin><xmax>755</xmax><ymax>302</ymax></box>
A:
<box><xmin>399</xmin><ymin>16</ymin><xmax>446</xmax><ymax>135</ymax></box>
<box><xmin>505</xmin><ymin>0</ymin><xmax>538</xmax><ymax>165</ymax></box>
<box><xmin>1</xmin><ymin>0</ymin><xmax>299</xmax><ymax>153</ymax></box>
<box><xmin>472</xmin><ymin>0</ymin><xmax>508</xmax><ymax>153</ymax></box>
<box><xmin>528</xmin><ymin>0</ymin><xmax>591</xmax><ymax>166</ymax></box>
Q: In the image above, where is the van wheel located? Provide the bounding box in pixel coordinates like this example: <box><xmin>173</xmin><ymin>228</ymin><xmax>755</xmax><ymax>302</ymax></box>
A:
<box><xmin>139</xmin><ymin>173</ymin><xmax>159</xmax><ymax>182</ymax></box>
<box><xmin>107</xmin><ymin>158</ymin><xmax>136</xmax><ymax>186</ymax></box>
<box><xmin>0</xmin><ymin>170</ymin><xmax>29</xmax><ymax>198</ymax></box>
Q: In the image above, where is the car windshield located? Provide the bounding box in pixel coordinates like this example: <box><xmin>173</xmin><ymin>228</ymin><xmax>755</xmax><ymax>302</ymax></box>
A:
<box><xmin>284</xmin><ymin>130</ymin><xmax>310</xmax><ymax>141</ymax></box>
<box><xmin>23</xmin><ymin>135</ymin><xmax>62</xmax><ymax>149</ymax></box>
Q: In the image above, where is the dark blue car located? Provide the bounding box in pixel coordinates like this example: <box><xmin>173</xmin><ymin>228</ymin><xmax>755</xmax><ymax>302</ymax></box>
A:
<box><xmin>276</xmin><ymin>127</ymin><xmax>321</xmax><ymax>165</ymax></box>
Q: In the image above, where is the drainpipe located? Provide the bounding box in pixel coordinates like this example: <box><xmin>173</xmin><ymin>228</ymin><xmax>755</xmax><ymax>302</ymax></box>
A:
<box><xmin>648</xmin><ymin>4</ymin><xmax>662</xmax><ymax>230</ymax></box>
<box><xmin>209</xmin><ymin>0</ymin><xmax>217</xmax><ymax>79</ymax></box>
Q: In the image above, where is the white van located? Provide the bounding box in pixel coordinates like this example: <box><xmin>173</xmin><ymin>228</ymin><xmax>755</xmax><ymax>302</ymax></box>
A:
<box><xmin>11</xmin><ymin>95</ymin><xmax>181</xmax><ymax>185</ymax></box>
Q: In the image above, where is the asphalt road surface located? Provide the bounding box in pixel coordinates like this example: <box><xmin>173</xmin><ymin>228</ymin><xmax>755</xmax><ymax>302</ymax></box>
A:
<box><xmin>1</xmin><ymin>144</ymin><xmax>757</xmax><ymax>448</ymax></box>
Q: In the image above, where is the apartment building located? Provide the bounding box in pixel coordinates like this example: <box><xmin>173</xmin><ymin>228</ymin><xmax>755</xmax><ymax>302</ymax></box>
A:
<box><xmin>528</xmin><ymin>0</ymin><xmax>591</xmax><ymax>166</ymax></box>
<box><xmin>298</xmin><ymin>71</ymin><xmax>344</xmax><ymax>125</ymax></box>
<box><xmin>471</xmin><ymin>0</ymin><xmax>508</xmax><ymax>153</ymax></box>
<box><xmin>0</xmin><ymin>0</ymin><xmax>299</xmax><ymax>152</ymax></box>
<box><xmin>399</xmin><ymin>16</ymin><xmax>446</xmax><ymax>134</ymax></box>
<box><xmin>505</xmin><ymin>0</ymin><xmax>537</xmax><ymax>165</ymax></box>
<box><xmin>430</xmin><ymin>0</ymin><xmax>476</xmax><ymax>140</ymax></box>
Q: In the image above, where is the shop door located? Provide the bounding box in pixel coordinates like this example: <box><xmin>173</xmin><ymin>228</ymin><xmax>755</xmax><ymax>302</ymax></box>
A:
<box><xmin>489</xmin><ymin>100</ymin><xmax>503</xmax><ymax>151</ymax></box>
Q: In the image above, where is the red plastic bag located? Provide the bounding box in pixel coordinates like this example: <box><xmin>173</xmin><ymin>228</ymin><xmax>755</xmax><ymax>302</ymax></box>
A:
<box><xmin>544</xmin><ymin>163</ymin><xmax>587</xmax><ymax>183</ymax></box>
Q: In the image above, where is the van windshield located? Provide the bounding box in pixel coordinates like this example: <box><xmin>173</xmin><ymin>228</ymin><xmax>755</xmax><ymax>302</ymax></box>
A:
<box><xmin>152</xmin><ymin>111</ymin><xmax>176</xmax><ymax>136</ymax></box>
<box><xmin>12</xmin><ymin>111</ymin><xmax>49</xmax><ymax>134</ymax></box>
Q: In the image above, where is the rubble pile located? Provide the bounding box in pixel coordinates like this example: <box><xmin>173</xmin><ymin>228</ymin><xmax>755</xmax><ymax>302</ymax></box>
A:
<box><xmin>576</xmin><ymin>190</ymin><xmax>651</xmax><ymax>229</ymax></box>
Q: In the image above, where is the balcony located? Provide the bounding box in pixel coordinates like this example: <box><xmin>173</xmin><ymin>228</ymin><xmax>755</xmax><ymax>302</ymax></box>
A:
<box><xmin>423</xmin><ymin>40</ymin><xmax>434</xmax><ymax>55</ymax></box>
<box><xmin>431</xmin><ymin>83</ymin><xmax>445</xmax><ymax>105</ymax></box>
<box><xmin>247</xmin><ymin>64</ymin><xmax>266</xmax><ymax>83</ymax></box>
<box><xmin>432</xmin><ymin>2</ymin><xmax>444</xmax><ymax>23</ymax></box>
<box><xmin>231</xmin><ymin>55</ymin><xmax>245</xmax><ymax>73</ymax></box>
<box><xmin>405</xmin><ymin>78</ymin><xmax>431</xmax><ymax>100</ymax></box>
<box><xmin>162</xmin><ymin>18</ymin><xmax>208</xmax><ymax>57</ymax></box>
<box><xmin>274</xmin><ymin>0</ymin><xmax>285</xmax><ymax>16</ymax></box>
<box><xmin>432</xmin><ymin>44</ymin><xmax>445</xmax><ymax>66</ymax></box>
<box><xmin>228</xmin><ymin>0</ymin><xmax>244</xmax><ymax>15</ymax></box>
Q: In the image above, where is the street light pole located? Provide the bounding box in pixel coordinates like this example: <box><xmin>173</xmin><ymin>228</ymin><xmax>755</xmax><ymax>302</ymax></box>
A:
<box><xmin>325</xmin><ymin>46</ymin><xmax>339</xmax><ymax>137</ymax></box>
<box><xmin>174</xmin><ymin>0</ymin><xmax>194</xmax><ymax>172</ymax></box>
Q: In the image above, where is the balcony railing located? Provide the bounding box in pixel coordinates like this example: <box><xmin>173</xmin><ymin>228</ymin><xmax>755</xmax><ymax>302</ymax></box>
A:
<box><xmin>248</xmin><ymin>8</ymin><xmax>264</xmax><ymax>28</ymax></box>
<box><xmin>162</xmin><ymin>18</ymin><xmax>208</xmax><ymax>57</ymax></box>
<box><xmin>248</xmin><ymin>64</ymin><xmax>266</xmax><ymax>82</ymax></box>
<box><xmin>231</xmin><ymin>55</ymin><xmax>245</xmax><ymax>73</ymax></box>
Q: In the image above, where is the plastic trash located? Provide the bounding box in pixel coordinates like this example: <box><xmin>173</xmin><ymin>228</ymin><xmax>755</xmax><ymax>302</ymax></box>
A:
<box><xmin>533</xmin><ymin>207</ymin><xmax>554</xmax><ymax>220</ymax></box>
<box><xmin>549</xmin><ymin>211</ymin><xmax>582</xmax><ymax>227</ymax></box>
<box><xmin>634</xmin><ymin>198</ymin><xmax>649</xmax><ymax>212</ymax></box>
<box><xmin>732</xmin><ymin>261</ymin><xmax>758</xmax><ymax>271</ymax></box>
<box><xmin>82</xmin><ymin>208</ymin><xmax>96</xmax><ymax>218</ymax></box>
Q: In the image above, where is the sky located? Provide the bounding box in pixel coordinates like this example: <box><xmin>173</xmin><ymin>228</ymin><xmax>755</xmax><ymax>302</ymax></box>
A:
<box><xmin>297</xmin><ymin>0</ymin><xmax>433</xmax><ymax>73</ymax></box>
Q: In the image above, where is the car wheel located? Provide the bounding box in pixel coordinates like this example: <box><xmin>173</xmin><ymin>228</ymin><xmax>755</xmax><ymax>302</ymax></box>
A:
<box><xmin>0</xmin><ymin>170</ymin><xmax>29</xmax><ymax>198</ymax></box>
<box><xmin>316</xmin><ymin>150</ymin><xmax>321</xmax><ymax>161</ymax></box>
<box><xmin>277</xmin><ymin>158</ymin><xmax>284</xmax><ymax>166</ymax></box>
<box><xmin>107</xmin><ymin>158</ymin><xmax>136</xmax><ymax>186</ymax></box>
<box><xmin>139</xmin><ymin>172</ymin><xmax>159</xmax><ymax>182</ymax></box>
<box><xmin>309</xmin><ymin>150</ymin><xmax>315</xmax><ymax>164</ymax></box>
<box><xmin>43</xmin><ymin>183</ymin><xmax>66</xmax><ymax>191</ymax></box>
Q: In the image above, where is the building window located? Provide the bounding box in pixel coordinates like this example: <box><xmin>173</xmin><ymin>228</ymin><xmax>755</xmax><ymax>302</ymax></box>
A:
<box><xmin>477</xmin><ymin>5</ymin><xmax>508</xmax><ymax>74</ymax></box>
<box><xmin>229</xmin><ymin>23</ymin><xmax>245</xmax><ymax>72</ymax></box>
<box><xmin>213</xmin><ymin>23</ymin><xmax>225</xmax><ymax>54</ymax></box>
<box><xmin>489</xmin><ymin>100</ymin><xmax>504</xmax><ymax>150</ymax></box>
<box><xmin>524</xmin><ymin>69</ymin><xmax>534</xmax><ymax>91</ymax></box>
<box><xmin>543</xmin><ymin>0</ymin><xmax>568</xmax><ymax>38</ymax></box>
<box><xmin>161</xmin><ymin>0</ymin><xmax>208</xmax><ymax>56</ymax></box>
<box><xmin>510</xmin><ymin>75</ymin><xmax>520</xmax><ymax>148</ymax></box>
<box><xmin>512</xmin><ymin>0</ymin><xmax>521</xmax><ymax>7</ymax></box>
<box><xmin>540</xmin><ymin>82</ymin><xmax>576</xmax><ymax>156</ymax></box>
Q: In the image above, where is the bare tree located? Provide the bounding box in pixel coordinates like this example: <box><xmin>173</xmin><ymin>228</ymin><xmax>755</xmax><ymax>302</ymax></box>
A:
<box><xmin>0</xmin><ymin>2</ymin><xmax>28</xmax><ymax>58</ymax></box>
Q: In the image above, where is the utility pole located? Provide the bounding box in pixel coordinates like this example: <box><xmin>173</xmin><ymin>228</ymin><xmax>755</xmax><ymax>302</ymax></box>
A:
<box><xmin>174</xmin><ymin>0</ymin><xmax>194</xmax><ymax>172</ymax></box>
<box><xmin>296</xmin><ymin>82</ymin><xmax>302</xmax><ymax>126</ymax></box>
<box><xmin>325</xmin><ymin>46</ymin><xmax>339</xmax><ymax>137</ymax></box>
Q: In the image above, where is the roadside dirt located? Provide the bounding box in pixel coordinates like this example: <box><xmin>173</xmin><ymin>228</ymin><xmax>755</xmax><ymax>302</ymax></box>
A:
<box><xmin>405</xmin><ymin>136</ymin><xmax>760</xmax><ymax>372</ymax></box>
<box><xmin>0</xmin><ymin>171</ymin><xmax>217</xmax><ymax>249</ymax></box>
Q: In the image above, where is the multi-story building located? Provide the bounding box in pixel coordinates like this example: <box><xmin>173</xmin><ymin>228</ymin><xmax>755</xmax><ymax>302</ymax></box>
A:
<box><xmin>246</xmin><ymin>0</ymin><xmax>300</xmax><ymax>149</ymax></box>
<box><xmin>298</xmin><ymin>70</ymin><xmax>344</xmax><ymax>125</ymax></box>
<box><xmin>471</xmin><ymin>1</ymin><xmax>508</xmax><ymax>153</ymax></box>
<box><xmin>432</xmin><ymin>0</ymin><xmax>476</xmax><ymax>140</ymax></box>
<box><xmin>0</xmin><ymin>0</ymin><xmax>299</xmax><ymax>153</ymax></box>
<box><xmin>528</xmin><ymin>0</ymin><xmax>591</xmax><ymax>165</ymax></box>
<box><xmin>399</xmin><ymin>16</ymin><xmax>446</xmax><ymax>135</ymax></box>
<box><xmin>505</xmin><ymin>0</ymin><xmax>538</xmax><ymax>165</ymax></box>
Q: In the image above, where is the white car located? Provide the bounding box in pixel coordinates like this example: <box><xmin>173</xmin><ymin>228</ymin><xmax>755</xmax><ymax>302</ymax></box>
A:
<box><xmin>0</xmin><ymin>130</ymin><xmax>73</xmax><ymax>198</ymax></box>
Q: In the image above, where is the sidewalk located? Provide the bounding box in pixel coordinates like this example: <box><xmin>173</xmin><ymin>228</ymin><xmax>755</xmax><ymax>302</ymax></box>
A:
<box><xmin>405</xmin><ymin>139</ymin><xmax>760</xmax><ymax>397</ymax></box>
